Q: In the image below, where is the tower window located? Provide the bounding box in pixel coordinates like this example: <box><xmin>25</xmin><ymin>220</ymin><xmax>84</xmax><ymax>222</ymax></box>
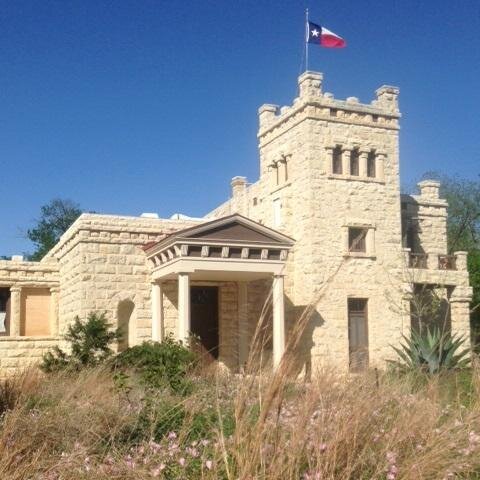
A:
<box><xmin>367</xmin><ymin>150</ymin><xmax>376</xmax><ymax>178</ymax></box>
<box><xmin>350</xmin><ymin>149</ymin><xmax>360</xmax><ymax>176</ymax></box>
<box><xmin>332</xmin><ymin>146</ymin><xmax>342</xmax><ymax>174</ymax></box>
<box><xmin>348</xmin><ymin>227</ymin><xmax>367</xmax><ymax>252</ymax></box>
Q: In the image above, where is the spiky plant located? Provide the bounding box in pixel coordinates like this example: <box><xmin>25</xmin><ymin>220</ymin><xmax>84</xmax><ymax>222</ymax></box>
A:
<box><xmin>388</xmin><ymin>328</ymin><xmax>471</xmax><ymax>374</ymax></box>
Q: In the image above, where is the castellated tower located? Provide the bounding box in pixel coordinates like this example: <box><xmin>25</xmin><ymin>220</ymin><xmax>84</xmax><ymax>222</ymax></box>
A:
<box><xmin>208</xmin><ymin>70</ymin><xmax>470</xmax><ymax>371</ymax></box>
<box><xmin>256</xmin><ymin>72</ymin><xmax>403</xmax><ymax>367</ymax></box>
<box><xmin>211</xmin><ymin>71</ymin><xmax>405</xmax><ymax>368</ymax></box>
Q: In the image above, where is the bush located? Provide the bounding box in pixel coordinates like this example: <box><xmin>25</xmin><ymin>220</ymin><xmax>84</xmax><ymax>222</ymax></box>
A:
<box><xmin>41</xmin><ymin>312</ymin><xmax>121</xmax><ymax>373</ymax></box>
<box><xmin>388</xmin><ymin>327</ymin><xmax>471</xmax><ymax>374</ymax></box>
<box><xmin>113</xmin><ymin>336</ymin><xmax>197</xmax><ymax>394</ymax></box>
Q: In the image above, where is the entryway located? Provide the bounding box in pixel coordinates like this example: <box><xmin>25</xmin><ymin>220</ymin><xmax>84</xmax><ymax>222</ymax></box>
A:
<box><xmin>190</xmin><ymin>286</ymin><xmax>219</xmax><ymax>359</ymax></box>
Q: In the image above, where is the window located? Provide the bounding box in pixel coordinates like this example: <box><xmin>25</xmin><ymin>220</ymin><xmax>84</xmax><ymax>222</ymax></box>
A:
<box><xmin>348</xmin><ymin>227</ymin><xmax>367</xmax><ymax>252</ymax></box>
<box><xmin>367</xmin><ymin>150</ymin><xmax>376</xmax><ymax>177</ymax></box>
<box><xmin>0</xmin><ymin>288</ymin><xmax>10</xmax><ymax>335</ymax></box>
<box><xmin>273</xmin><ymin>198</ymin><xmax>282</xmax><ymax>227</ymax></box>
<box><xmin>350</xmin><ymin>149</ymin><xmax>360</xmax><ymax>176</ymax></box>
<box><xmin>20</xmin><ymin>288</ymin><xmax>51</xmax><ymax>336</ymax></box>
<box><xmin>348</xmin><ymin>298</ymin><xmax>369</xmax><ymax>372</ymax></box>
<box><xmin>332</xmin><ymin>146</ymin><xmax>342</xmax><ymax>174</ymax></box>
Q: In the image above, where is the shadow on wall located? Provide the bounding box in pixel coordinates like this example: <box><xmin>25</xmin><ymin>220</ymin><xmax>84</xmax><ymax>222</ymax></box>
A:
<box><xmin>117</xmin><ymin>299</ymin><xmax>135</xmax><ymax>351</ymax></box>
<box><xmin>286</xmin><ymin>299</ymin><xmax>324</xmax><ymax>380</ymax></box>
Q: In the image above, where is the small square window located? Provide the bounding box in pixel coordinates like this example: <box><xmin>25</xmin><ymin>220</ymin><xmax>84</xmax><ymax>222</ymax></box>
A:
<box><xmin>348</xmin><ymin>227</ymin><xmax>367</xmax><ymax>252</ymax></box>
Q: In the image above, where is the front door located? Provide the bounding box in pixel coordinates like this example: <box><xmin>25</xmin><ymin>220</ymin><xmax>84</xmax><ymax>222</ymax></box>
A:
<box><xmin>190</xmin><ymin>286</ymin><xmax>219</xmax><ymax>359</ymax></box>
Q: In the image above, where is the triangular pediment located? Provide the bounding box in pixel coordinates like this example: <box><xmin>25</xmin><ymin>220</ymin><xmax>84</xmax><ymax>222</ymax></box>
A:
<box><xmin>176</xmin><ymin>214</ymin><xmax>294</xmax><ymax>245</ymax></box>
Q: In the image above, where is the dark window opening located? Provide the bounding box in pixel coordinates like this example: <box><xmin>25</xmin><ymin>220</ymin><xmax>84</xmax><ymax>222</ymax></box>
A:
<box><xmin>348</xmin><ymin>227</ymin><xmax>367</xmax><ymax>253</ymax></box>
<box><xmin>0</xmin><ymin>288</ymin><xmax>11</xmax><ymax>336</ymax></box>
<box><xmin>367</xmin><ymin>151</ymin><xmax>376</xmax><ymax>177</ymax></box>
<box><xmin>350</xmin><ymin>149</ymin><xmax>360</xmax><ymax>176</ymax></box>
<box><xmin>332</xmin><ymin>146</ymin><xmax>342</xmax><ymax>174</ymax></box>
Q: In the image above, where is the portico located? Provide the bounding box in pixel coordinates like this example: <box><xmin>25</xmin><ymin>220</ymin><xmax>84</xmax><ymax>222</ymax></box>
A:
<box><xmin>145</xmin><ymin>215</ymin><xmax>294</xmax><ymax>368</ymax></box>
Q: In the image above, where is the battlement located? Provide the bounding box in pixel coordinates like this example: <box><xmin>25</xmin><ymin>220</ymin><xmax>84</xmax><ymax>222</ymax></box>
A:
<box><xmin>258</xmin><ymin>71</ymin><xmax>400</xmax><ymax>140</ymax></box>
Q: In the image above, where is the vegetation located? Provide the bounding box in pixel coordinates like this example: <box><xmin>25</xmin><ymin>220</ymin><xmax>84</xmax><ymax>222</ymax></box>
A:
<box><xmin>27</xmin><ymin>198</ymin><xmax>82</xmax><ymax>260</ymax></box>
<box><xmin>389</xmin><ymin>327</ymin><xmax>471</xmax><ymax>374</ymax></box>
<box><xmin>0</xmin><ymin>363</ymin><xmax>479</xmax><ymax>479</ymax></box>
<box><xmin>113</xmin><ymin>337</ymin><xmax>197</xmax><ymax>395</ymax></box>
<box><xmin>41</xmin><ymin>312</ymin><xmax>121</xmax><ymax>372</ymax></box>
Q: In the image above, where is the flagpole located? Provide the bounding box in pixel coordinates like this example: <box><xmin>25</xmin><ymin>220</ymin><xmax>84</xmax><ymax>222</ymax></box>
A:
<box><xmin>305</xmin><ymin>8</ymin><xmax>309</xmax><ymax>71</ymax></box>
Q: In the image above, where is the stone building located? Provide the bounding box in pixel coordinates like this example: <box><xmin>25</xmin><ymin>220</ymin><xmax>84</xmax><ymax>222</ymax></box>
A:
<box><xmin>0</xmin><ymin>71</ymin><xmax>472</xmax><ymax>376</ymax></box>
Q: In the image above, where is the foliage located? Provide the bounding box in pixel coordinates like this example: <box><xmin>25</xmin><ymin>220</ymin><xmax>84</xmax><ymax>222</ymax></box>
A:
<box><xmin>27</xmin><ymin>198</ymin><xmax>82</xmax><ymax>260</ymax></box>
<box><xmin>388</xmin><ymin>327</ymin><xmax>471</xmax><ymax>374</ymax></box>
<box><xmin>113</xmin><ymin>336</ymin><xmax>197</xmax><ymax>395</ymax></box>
<box><xmin>41</xmin><ymin>312</ymin><xmax>121</xmax><ymax>372</ymax></box>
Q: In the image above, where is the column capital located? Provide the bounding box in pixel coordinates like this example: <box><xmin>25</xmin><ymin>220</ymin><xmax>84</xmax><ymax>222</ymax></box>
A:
<box><xmin>10</xmin><ymin>286</ymin><xmax>21</xmax><ymax>293</ymax></box>
<box><xmin>50</xmin><ymin>286</ymin><xmax>60</xmax><ymax>293</ymax></box>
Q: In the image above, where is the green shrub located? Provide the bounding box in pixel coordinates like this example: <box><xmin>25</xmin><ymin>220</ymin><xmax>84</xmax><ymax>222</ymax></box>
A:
<box><xmin>41</xmin><ymin>312</ymin><xmax>121</xmax><ymax>373</ymax></box>
<box><xmin>113</xmin><ymin>336</ymin><xmax>197</xmax><ymax>395</ymax></box>
<box><xmin>388</xmin><ymin>327</ymin><xmax>471</xmax><ymax>374</ymax></box>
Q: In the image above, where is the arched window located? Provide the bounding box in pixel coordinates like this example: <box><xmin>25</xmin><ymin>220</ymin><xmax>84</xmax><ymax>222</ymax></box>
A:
<box><xmin>332</xmin><ymin>146</ymin><xmax>342</xmax><ymax>174</ymax></box>
<box><xmin>117</xmin><ymin>299</ymin><xmax>135</xmax><ymax>351</ymax></box>
<box><xmin>367</xmin><ymin>150</ymin><xmax>376</xmax><ymax>178</ymax></box>
<box><xmin>350</xmin><ymin>149</ymin><xmax>360</xmax><ymax>176</ymax></box>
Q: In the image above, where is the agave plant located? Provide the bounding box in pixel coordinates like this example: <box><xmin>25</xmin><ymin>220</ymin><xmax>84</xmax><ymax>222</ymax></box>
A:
<box><xmin>388</xmin><ymin>328</ymin><xmax>471</xmax><ymax>374</ymax></box>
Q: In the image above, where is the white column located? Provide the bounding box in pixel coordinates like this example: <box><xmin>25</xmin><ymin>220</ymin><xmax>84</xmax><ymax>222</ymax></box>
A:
<box><xmin>376</xmin><ymin>154</ymin><xmax>385</xmax><ymax>181</ymax></box>
<box><xmin>151</xmin><ymin>282</ymin><xmax>164</xmax><ymax>342</ymax></box>
<box><xmin>9</xmin><ymin>286</ymin><xmax>21</xmax><ymax>336</ymax></box>
<box><xmin>272</xmin><ymin>275</ymin><xmax>285</xmax><ymax>368</ymax></box>
<box><xmin>342</xmin><ymin>149</ymin><xmax>351</xmax><ymax>176</ymax></box>
<box><xmin>177</xmin><ymin>273</ymin><xmax>191</xmax><ymax>342</ymax></box>
<box><xmin>238</xmin><ymin>282</ymin><xmax>249</xmax><ymax>369</ymax></box>
<box><xmin>49</xmin><ymin>287</ymin><xmax>59</xmax><ymax>336</ymax></box>
<box><xmin>359</xmin><ymin>151</ymin><xmax>368</xmax><ymax>177</ymax></box>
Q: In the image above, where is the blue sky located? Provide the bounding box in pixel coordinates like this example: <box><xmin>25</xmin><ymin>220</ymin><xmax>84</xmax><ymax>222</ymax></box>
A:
<box><xmin>1</xmin><ymin>0</ymin><xmax>479</xmax><ymax>256</ymax></box>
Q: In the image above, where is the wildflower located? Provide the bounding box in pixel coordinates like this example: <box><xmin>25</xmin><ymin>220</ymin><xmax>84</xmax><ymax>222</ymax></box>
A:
<box><xmin>168</xmin><ymin>431</ymin><xmax>177</xmax><ymax>440</ymax></box>
<box><xmin>205</xmin><ymin>460</ymin><xmax>213</xmax><ymax>470</ymax></box>
<box><xmin>179</xmin><ymin>457</ymin><xmax>186</xmax><ymax>467</ymax></box>
<box><xmin>151</xmin><ymin>463</ymin><xmax>166</xmax><ymax>477</ymax></box>
<box><xmin>319</xmin><ymin>443</ymin><xmax>327</xmax><ymax>453</ymax></box>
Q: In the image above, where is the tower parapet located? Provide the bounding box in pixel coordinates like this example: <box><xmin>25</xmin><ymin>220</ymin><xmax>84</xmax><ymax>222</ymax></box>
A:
<box><xmin>258</xmin><ymin>71</ymin><xmax>400</xmax><ymax>144</ymax></box>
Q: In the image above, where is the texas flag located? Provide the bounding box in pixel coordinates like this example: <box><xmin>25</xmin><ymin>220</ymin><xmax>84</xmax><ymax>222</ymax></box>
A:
<box><xmin>307</xmin><ymin>21</ymin><xmax>346</xmax><ymax>48</ymax></box>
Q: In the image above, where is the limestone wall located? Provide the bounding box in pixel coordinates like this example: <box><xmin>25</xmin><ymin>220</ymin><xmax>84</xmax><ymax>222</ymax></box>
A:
<box><xmin>0</xmin><ymin>336</ymin><xmax>59</xmax><ymax>378</ymax></box>
<box><xmin>49</xmin><ymin>214</ymin><xmax>200</xmax><ymax>344</ymax></box>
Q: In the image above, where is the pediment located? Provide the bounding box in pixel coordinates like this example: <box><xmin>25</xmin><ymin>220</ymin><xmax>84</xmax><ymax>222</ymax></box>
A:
<box><xmin>177</xmin><ymin>214</ymin><xmax>294</xmax><ymax>246</ymax></box>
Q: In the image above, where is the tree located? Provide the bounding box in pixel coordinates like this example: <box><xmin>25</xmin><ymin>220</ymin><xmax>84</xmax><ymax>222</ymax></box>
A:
<box><xmin>27</xmin><ymin>199</ymin><xmax>82</xmax><ymax>260</ymax></box>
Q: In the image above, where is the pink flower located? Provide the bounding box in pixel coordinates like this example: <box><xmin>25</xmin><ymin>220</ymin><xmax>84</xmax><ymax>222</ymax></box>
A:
<box><xmin>205</xmin><ymin>460</ymin><xmax>213</xmax><ymax>470</ymax></box>
<box><xmin>179</xmin><ymin>457</ymin><xmax>186</xmax><ymax>467</ymax></box>
<box><xmin>168</xmin><ymin>431</ymin><xmax>177</xmax><ymax>440</ymax></box>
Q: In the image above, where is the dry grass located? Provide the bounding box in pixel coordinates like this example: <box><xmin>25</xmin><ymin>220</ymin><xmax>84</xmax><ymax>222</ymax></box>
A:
<box><xmin>0</xmin><ymin>362</ymin><xmax>479</xmax><ymax>479</ymax></box>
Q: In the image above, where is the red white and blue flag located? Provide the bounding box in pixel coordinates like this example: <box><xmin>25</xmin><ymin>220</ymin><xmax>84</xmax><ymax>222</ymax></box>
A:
<box><xmin>307</xmin><ymin>21</ymin><xmax>346</xmax><ymax>48</ymax></box>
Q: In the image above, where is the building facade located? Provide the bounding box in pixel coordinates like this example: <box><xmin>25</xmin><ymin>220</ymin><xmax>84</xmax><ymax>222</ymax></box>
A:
<box><xmin>0</xmin><ymin>71</ymin><xmax>472</xmax><ymax>377</ymax></box>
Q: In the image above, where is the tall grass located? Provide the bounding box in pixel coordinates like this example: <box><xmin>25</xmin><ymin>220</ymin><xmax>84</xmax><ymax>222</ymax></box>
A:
<box><xmin>0</xmin><ymin>362</ymin><xmax>479</xmax><ymax>479</ymax></box>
